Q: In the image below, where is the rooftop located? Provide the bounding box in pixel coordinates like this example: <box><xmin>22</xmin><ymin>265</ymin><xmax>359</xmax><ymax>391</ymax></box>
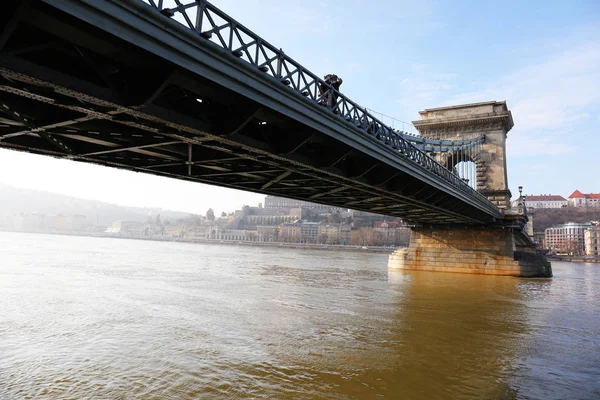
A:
<box><xmin>568</xmin><ymin>190</ymin><xmax>600</xmax><ymax>199</ymax></box>
<box><xmin>526</xmin><ymin>195</ymin><xmax>566</xmax><ymax>201</ymax></box>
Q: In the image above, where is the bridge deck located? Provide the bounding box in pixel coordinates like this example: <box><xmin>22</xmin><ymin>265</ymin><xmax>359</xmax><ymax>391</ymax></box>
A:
<box><xmin>0</xmin><ymin>0</ymin><xmax>502</xmax><ymax>224</ymax></box>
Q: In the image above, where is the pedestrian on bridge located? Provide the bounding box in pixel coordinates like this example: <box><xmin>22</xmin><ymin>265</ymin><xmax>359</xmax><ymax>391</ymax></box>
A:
<box><xmin>318</xmin><ymin>74</ymin><xmax>343</xmax><ymax>111</ymax></box>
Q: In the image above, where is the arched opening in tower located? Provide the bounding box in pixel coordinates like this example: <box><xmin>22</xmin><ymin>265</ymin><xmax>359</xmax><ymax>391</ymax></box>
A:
<box><xmin>440</xmin><ymin>149</ymin><xmax>480</xmax><ymax>191</ymax></box>
<box><xmin>454</xmin><ymin>160</ymin><xmax>477</xmax><ymax>190</ymax></box>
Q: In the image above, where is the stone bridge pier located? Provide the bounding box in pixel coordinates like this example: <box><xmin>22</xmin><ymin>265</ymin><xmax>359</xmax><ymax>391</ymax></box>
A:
<box><xmin>389</xmin><ymin>101</ymin><xmax>551</xmax><ymax>277</ymax></box>
<box><xmin>388</xmin><ymin>225</ymin><xmax>552</xmax><ymax>277</ymax></box>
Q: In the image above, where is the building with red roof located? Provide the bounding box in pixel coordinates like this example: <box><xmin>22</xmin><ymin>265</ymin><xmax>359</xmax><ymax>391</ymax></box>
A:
<box><xmin>568</xmin><ymin>190</ymin><xmax>600</xmax><ymax>208</ymax></box>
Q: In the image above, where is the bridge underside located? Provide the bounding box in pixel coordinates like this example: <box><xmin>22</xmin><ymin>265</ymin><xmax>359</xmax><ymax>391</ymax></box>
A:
<box><xmin>0</xmin><ymin>1</ymin><xmax>499</xmax><ymax>225</ymax></box>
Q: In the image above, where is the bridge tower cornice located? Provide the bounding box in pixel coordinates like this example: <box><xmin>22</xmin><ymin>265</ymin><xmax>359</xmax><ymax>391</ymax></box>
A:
<box><xmin>412</xmin><ymin>101</ymin><xmax>514</xmax><ymax>137</ymax></box>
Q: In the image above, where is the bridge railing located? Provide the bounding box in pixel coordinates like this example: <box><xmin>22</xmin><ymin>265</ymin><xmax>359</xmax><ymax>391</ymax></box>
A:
<box><xmin>140</xmin><ymin>0</ymin><xmax>494</xmax><ymax>208</ymax></box>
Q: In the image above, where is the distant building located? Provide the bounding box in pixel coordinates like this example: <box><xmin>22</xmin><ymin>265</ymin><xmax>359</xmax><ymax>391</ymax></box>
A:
<box><xmin>71</xmin><ymin>215</ymin><xmax>87</xmax><ymax>231</ymax></box>
<box><xmin>217</xmin><ymin>229</ymin><xmax>258</xmax><ymax>241</ymax></box>
<box><xmin>54</xmin><ymin>214</ymin><xmax>87</xmax><ymax>232</ymax></box>
<box><xmin>185</xmin><ymin>225</ymin><xmax>211</xmax><ymax>239</ymax></box>
<box><xmin>520</xmin><ymin>194</ymin><xmax>567</xmax><ymax>209</ymax></box>
<box><xmin>10</xmin><ymin>213</ymin><xmax>44</xmax><ymax>231</ymax></box>
<box><xmin>350</xmin><ymin>228</ymin><xmax>375</xmax><ymax>246</ymax></box>
<box><xmin>279</xmin><ymin>222</ymin><xmax>301</xmax><ymax>242</ymax></box>
<box><xmin>373</xmin><ymin>221</ymin><xmax>411</xmax><ymax>246</ymax></box>
<box><xmin>545</xmin><ymin>222</ymin><xmax>592</xmax><ymax>255</ymax></box>
<box><xmin>584</xmin><ymin>224</ymin><xmax>600</xmax><ymax>256</ymax></box>
<box><xmin>245</xmin><ymin>213</ymin><xmax>298</xmax><ymax>226</ymax></box>
<box><xmin>347</xmin><ymin>210</ymin><xmax>390</xmax><ymax>228</ymax></box>
<box><xmin>373</xmin><ymin>221</ymin><xmax>399</xmax><ymax>244</ymax></box>
<box><xmin>317</xmin><ymin>223</ymin><xmax>351</xmax><ymax>245</ymax></box>
<box><xmin>300</xmin><ymin>222</ymin><xmax>320</xmax><ymax>243</ymax></box>
<box><xmin>44</xmin><ymin>214</ymin><xmax>88</xmax><ymax>232</ymax></box>
<box><xmin>264</xmin><ymin>195</ymin><xmax>346</xmax><ymax>213</ymax></box>
<box><xmin>256</xmin><ymin>226</ymin><xmax>278</xmax><ymax>242</ymax></box>
<box><xmin>229</xmin><ymin>204</ymin><xmax>302</xmax><ymax>230</ymax></box>
<box><xmin>165</xmin><ymin>225</ymin><xmax>186</xmax><ymax>238</ymax></box>
<box><xmin>568</xmin><ymin>190</ymin><xmax>600</xmax><ymax>208</ymax></box>
<box><xmin>107</xmin><ymin>220</ymin><xmax>145</xmax><ymax>236</ymax></box>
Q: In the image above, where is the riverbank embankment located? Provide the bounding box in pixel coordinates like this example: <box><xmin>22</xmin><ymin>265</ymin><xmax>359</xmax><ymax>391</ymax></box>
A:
<box><xmin>0</xmin><ymin>229</ymin><xmax>401</xmax><ymax>254</ymax></box>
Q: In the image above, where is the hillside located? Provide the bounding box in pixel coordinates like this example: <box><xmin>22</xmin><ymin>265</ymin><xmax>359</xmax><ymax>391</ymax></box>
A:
<box><xmin>0</xmin><ymin>184</ymin><xmax>196</xmax><ymax>226</ymax></box>
<box><xmin>530</xmin><ymin>207</ymin><xmax>600</xmax><ymax>232</ymax></box>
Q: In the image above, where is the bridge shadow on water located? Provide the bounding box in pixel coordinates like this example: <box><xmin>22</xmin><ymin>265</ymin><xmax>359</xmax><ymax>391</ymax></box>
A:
<box><xmin>381</xmin><ymin>269</ymin><xmax>540</xmax><ymax>399</ymax></box>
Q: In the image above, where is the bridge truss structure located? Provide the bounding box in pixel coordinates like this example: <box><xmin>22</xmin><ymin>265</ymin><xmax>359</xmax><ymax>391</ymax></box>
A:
<box><xmin>0</xmin><ymin>0</ymin><xmax>501</xmax><ymax>225</ymax></box>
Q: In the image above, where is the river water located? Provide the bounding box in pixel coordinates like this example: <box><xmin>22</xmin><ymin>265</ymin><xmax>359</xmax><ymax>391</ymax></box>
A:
<box><xmin>1</xmin><ymin>231</ymin><xmax>599</xmax><ymax>399</ymax></box>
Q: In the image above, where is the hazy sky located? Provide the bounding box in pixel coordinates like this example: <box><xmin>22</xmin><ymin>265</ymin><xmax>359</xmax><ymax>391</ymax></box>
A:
<box><xmin>1</xmin><ymin>0</ymin><xmax>599</xmax><ymax>215</ymax></box>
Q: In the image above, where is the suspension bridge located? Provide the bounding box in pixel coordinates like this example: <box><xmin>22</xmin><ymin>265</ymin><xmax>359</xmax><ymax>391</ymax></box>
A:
<box><xmin>0</xmin><ymin>0</ymin><xmax>551</xmax><ymax>276</ymax></box>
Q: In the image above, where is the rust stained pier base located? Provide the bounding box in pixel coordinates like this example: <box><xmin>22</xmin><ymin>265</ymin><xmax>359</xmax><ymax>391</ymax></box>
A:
<box><xmin>388</xmin><ymin>226</ymin><xmax>552</xmax><ymax>277</ymax></box>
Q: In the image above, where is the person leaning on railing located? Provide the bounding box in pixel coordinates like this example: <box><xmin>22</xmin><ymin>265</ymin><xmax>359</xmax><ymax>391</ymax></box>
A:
<box><xmin>318</xmin><ymin>74</ymin><xmax>343</xmax><ymax>111</ymax></box>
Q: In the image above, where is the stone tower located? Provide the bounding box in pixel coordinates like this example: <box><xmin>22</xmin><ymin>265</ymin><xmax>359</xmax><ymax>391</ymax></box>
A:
<box><xmin>412</xmin><ymin>101</ymin><xmax>514</xmax><ymax>210</ymax></box>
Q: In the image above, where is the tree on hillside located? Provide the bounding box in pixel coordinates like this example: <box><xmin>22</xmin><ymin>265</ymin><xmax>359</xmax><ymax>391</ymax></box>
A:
<box><xmin>530</xmin><ymin>208</ymin><xmax>600</xmax><ymax>232</ymax></box>
<box><xmin>221</xmin><ymin>211</ymin><xmax>227</xmax><ymax>217</ymax></box>
<box><xmin>206</xmin><ymin>208</ymin><xmax>215</xmax><ymax>221</ymax></box>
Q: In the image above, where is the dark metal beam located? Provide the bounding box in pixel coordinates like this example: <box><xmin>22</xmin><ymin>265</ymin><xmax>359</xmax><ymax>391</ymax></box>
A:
<box><xmin>261</xmin><ymin>170</ymin><xmax>292</xmax><ymax>190</ymax></box>
<box><xmin>38</xmin><ymin>132</ymin><xmax>74</xmax><ymax>154</ymax></box>
<box><xmin>194</xmin><ymin>169</ymin><xmax>281</xmax><ymax>178</ymax></box>
<box><xmin>309</xmin><ymin>186</ymin><xmax>348</xmax><ymax>200</ymax></box>
<box><xmin>66</xmin><ymin>140</ymin><xmax>182</xmax><ymax>159</ymax></box>
<box><xmin>221</xmin><ymin>106</ymin><xmax>263</xmax><ymax>137</ymax></box>
<box><xmin>142</xmin><ymin>70</ymin><xmax>178</xmax><ymax>106</ymax></box>
<box><xmin>343</xmin><ymin>196</ymin><xmax>385</xmax><ymax>207</ymax></box>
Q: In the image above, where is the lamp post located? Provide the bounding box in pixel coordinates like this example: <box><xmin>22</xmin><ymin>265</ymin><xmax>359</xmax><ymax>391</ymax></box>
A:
<box><xmin>516</xmin><ymin>186</ymin><xmax>524</xmax><ymax>215</ymax></box>
<box><xmin>516</xmin><ymin>186</ymin><xmax>527</xmax><ymax>217</ymax></box>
